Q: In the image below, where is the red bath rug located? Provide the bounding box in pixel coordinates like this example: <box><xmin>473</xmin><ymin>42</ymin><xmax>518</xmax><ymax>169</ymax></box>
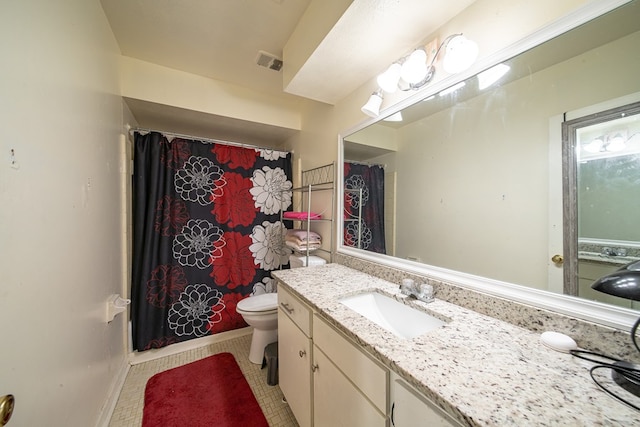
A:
<box><xmin>141</xmin><ymin>352</ymin><xmax>268</xmax><ymax>427</ymax></box>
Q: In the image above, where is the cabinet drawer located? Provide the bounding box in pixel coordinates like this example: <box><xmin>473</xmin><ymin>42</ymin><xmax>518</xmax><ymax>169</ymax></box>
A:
<box><xmin>313</xmin><ymin>313</ymin><xmax>388</xmax><ymax>413</ymax></box>
<box><xmin>278</xmin><ymin>285</ymin><xmax>312</xmax><ymax>337</ymax></box>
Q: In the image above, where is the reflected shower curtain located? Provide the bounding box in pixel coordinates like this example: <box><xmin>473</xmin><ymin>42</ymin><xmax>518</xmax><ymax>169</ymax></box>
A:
<box><xmin>131</xmin><ymin>132</ymin><xmax>292</xmax><ymax>351</ymax></box>
<box><xmin>343</xmin><ymin>162</ymin><xmax>386</xmax><ymax>254</ymax></box>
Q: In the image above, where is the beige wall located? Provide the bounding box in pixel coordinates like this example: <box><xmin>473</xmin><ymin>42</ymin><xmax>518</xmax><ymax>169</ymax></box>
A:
<box><xmin>120</xmin><ymin>56</ymin><xmax>303</xmax><ymax>132</ymax></box>
<box><xmin>0</xmin><ymin>1</ymin><xmax>127</xmax><ymax>425</ymax></box>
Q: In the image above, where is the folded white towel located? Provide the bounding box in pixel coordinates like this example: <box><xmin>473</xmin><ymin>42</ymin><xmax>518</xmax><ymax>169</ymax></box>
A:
<box><xmin>285</xmin><ymin>240</ymin><xmax>321</xmax><ymax>252</ymax></box>
<box><xmin>286</xmin><ymin>229</ymin><xmax>322</xmax><ymax>242</ymax></box>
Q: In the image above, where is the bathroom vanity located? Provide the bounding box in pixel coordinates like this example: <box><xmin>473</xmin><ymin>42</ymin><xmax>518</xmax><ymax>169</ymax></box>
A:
<box><xmin>272</xmin><ymin>264</ymin><xmax>638</xmax><ymax>426</ymax></box>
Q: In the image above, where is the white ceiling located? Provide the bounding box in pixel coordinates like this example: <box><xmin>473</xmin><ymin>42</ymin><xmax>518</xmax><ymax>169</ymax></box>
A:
<box><xmin>100</xmin><ymin>0</ymin><xmax>476</xmax><ymax>144</ymax></box>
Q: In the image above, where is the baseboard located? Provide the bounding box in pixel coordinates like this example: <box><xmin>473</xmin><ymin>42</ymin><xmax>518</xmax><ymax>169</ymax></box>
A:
<box><xmin>96</xmin><ymin>357</ymin><xmax>130</xmax><ymax>427</ymax></box>
<box><xmin>128</xmin><ymin>327</ymin><xmax>253</xmax><ymax>365</ymax></box>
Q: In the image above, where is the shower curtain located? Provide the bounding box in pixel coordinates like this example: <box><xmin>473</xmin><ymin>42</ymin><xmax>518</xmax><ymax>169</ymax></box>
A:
<box><xmin>343</xmin><ymin>162</ymin><xmax>386</xmax><ymax>254</ymax></box>
<box><xmin>131</xmin><ymin>131</ymin><xmax>292</xmax><ymax>351</ymax></box>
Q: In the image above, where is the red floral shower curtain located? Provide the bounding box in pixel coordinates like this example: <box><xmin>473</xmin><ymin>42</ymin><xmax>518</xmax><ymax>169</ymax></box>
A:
<box><xmin>131</xmin><ymin>131</ymin><xmax>292</xmax><ymax>351</ymax></box>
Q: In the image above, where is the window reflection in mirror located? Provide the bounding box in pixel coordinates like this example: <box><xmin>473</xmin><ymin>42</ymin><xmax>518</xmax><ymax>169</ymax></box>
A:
<box><xmin>341</xmin><ymin>0</ymin><xmax>640</xmax><ymax>310</ymax></box>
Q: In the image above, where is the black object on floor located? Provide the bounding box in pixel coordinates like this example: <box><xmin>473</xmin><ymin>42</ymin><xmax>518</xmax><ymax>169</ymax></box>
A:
<box><xmin>263</xmin><ymin>342</ymin><xmax>279</xmax><ymax>386</ymax></box>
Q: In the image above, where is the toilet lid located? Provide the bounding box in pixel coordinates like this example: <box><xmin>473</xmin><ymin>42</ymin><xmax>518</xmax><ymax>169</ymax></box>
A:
<box><xmin>236</xmin><ymin>293</ymin><xmax>278</xmax><ymax>312</ymax></box>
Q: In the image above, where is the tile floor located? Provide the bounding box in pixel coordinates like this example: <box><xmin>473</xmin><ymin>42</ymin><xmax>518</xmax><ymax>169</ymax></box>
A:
<box><xmin>109</xmin><ymin>333</ymin><xmax>299</xmax><ymax>427</ymax></box>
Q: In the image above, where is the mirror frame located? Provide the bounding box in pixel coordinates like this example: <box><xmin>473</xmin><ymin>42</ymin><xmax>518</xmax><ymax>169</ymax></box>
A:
<box><xmin>337</xmin><ymin>0</ymin><xmax>639</xmax><ymax>331</ymax></box>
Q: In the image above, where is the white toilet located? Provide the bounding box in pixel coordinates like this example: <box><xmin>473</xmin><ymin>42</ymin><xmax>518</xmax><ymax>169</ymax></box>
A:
<box><xmin>236</xmin><ymin>292</ymin><xmax>279</xmax><ymax>364</ymax></box>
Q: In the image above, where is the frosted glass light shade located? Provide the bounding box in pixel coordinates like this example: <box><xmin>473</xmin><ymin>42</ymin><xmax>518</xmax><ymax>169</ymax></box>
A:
<box><xmin>443</xmin><ymin>35</ymin><xmax>478</xmax><ymax>74</ymax></box>
<box><xmin>400</xmin><ymin>49</ymin><xmax>428</xmax><ymax>84</ymax></box>
<box><xmin>377</xmin><ymin>63</ymin><xmax>402</xmax><ymax>93</ymax></box>
<box><xmin>478</xmin><ymin>63</ymin><xmax>510</xmax><ymax>90</ymax></box>
<box><xmin>607</xmin><ymin>134</ymin><xmax>626</xmax><ymax>151</ymax></box>
<box><xmin>383</xmin><ymin>111</ymin><xmax>403</xmax><ymax>122</ymax></box>
<box><xmin>361</xmin><ymin>91</ymin><xmax>383</xmax><ymax>117</ymax></box>
<box><xmin>583</xmin><ymin>138</ymin><xmax>604</xmax><ymax>153</ymax></box>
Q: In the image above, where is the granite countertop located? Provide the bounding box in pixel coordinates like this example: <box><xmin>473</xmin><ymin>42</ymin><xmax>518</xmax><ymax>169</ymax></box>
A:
<box><xmin>578</xmin><ymin>251</ymin><xmax>640</xmax><ymax>267</ymax></box>
<box><xmin>272</xmin><ymin>264</ymin><xmax>640</xmax><ymax>427</ymax></box>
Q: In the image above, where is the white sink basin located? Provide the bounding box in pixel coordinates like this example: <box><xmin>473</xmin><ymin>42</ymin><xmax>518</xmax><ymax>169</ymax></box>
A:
<box><xmin>339</xmin><ymin>292</ymin><xmax>445</xmax><ymax>339</ymax></box>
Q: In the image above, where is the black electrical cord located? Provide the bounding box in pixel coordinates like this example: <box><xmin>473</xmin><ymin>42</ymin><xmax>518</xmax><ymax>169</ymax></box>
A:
<box><xmin>570</xmin><ymin>349</ymin><xmax>640</xmax><ymax>411</ymax></box>
<box><xmin>631</xmin><ymin>315</ymin><xmax>640</xmax><ymax>354</ymax></box>
<box><xmin>569</xmin><ymin>349</ymin><xmax>625</xmax><ymax>365</ymax></box>
<box><xmin>569</xmin><ymin>316</ymin><xmax>640</xmax><ymax>412</ymax></box>
<box><xmin>589</xmin><ymin>365</ymin><xmax>640</xmax><ymax>411</ymax></box>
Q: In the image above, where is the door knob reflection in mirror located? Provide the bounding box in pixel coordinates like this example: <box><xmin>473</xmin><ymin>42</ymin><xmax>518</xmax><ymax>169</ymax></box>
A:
<box><xmin>552</xmin><ymin>254</ymin><xmax>564</xmax><ymax>265</ymax></box>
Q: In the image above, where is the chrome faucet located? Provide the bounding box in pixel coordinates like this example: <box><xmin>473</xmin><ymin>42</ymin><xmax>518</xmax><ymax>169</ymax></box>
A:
<box><xmin>602</xmin><ymin>247</ymin><xmax>627</xmax><ymax>257</ymax></box>
<box><xmin>400</xmin><ymin>279</ymin><xmax>434</xmax><ymax>303</ymax></box>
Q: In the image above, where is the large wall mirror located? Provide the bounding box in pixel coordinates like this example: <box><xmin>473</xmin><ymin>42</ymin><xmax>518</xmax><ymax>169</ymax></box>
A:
<box><xmin>339</xmin><ymin>0</ymin><xmax>640</xmax><ymax>329</ymax></box>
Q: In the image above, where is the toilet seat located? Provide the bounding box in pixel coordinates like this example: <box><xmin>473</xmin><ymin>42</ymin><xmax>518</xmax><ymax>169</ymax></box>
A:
<box><xmin>235</xmin><ymin>293</ymin><xmax>279</xmax><ymax>364</ymax></box>
<box><xmin>236</xmin><ymin>293</ymin><xmax>278</xmax><ymax>313</ymax></box>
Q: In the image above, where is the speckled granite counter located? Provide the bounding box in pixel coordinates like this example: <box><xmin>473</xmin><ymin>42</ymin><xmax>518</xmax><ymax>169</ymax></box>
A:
<box><xmin>272</xmin><ymin>264</ymin><xmax>640</xmax><ymax>427</ymax></box>
<box><xmin>579</xmin><ymin>251</ymin><xmax>640</xmax><ymax>267</ymax></box>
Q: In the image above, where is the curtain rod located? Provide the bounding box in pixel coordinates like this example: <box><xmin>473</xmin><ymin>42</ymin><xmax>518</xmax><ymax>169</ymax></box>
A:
<box><xmin>128</xmin><ymin>126</ymin><xmax>292</xmax><ymax>153</ymax></box>
<box><xmin>346</xmin><ymin>159</ymin><xmax>386</xmax><ymax>168</ymax></box>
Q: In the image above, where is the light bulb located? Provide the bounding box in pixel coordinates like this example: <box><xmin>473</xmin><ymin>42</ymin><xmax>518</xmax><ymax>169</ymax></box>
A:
<box><xmin>607</xmin><ymin>134</ymin><xmax>626</xmax><ymax>152</ymax></box>
<box><xmin>361</xmin><ymin>90</ymin><xmax>383</xmax><ymax>117</ymax></box>
<box><xmin>400</xmin><ymin>49</ymin><xmax>428</xmax><ymax>84</ymax></box>
<box><xmin>377</xmin><ymin>63</ymin><xmax>402</xmax><ymax>93</ymax></box>
<box><xmin>443</xmin><ymin>35</ymin><xmax>478</xmax><ymax>74</ymax></box>
<box><xmin>383</xmin><ymin>111</ymin><xmax>403</xmax><ymax>122</ymax></box>
<box><xmin>478</xmin><ymin>64</ymin><xmax>510</xmax><ymax>90</ymax></box>
<box><xmin>583</xmin><ymin>138</ymin><xmax>604</xmax><ymax>153</ymax></box>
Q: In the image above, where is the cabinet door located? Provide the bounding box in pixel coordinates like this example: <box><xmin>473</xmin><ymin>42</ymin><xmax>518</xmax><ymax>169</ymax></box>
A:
<box><xmin>313</xmin><ymin>346</ymin><xmax>386</xmax><ymax>427</ymax></box>
<box><xmin>391</xmin><ymin>378</ymin><xmax>462</xmax><ymax>427</ymax></box>
<box><xmin>278</xmin><ymin>310</ymin><xmax>313</xmax><ymax>427</ymax></box>
<box><xmin>313</xmin><ymin>314</ymin><xmax>387</xmax><ymax>413</ymax></box>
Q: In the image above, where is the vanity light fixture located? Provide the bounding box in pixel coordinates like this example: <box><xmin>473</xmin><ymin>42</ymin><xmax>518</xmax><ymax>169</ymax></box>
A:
<box><xmin>570</xmin><ymin>260</ymin><xmax>640</xmax><ymax>410</ymax></box>
<box><xmin>383</xmin><ymin>111</ymin><xmax>403</xmax><ymax>122</ymax></box>
<box><xmin>477</xmin><ymin>63</ymin><xmax>511</xmax><ymax>90</ymax></box>
<box><xmin>362</xmin><ymin>33</ymin><xmax>479</xmax><ymax>116</ymax></box>
<box><xmin>582</xmin><ymin>131</ymin><xmax>636</xmax><ymax>155</ymax></box>
<box><xmin>361</xmin><ymin>89</ymin><xmax>384</xmax><ymax>118</ymax></box>
<box><xmin>377</xmin><ymin>62</ymin><xmax>402</xmax><ymax>93</ymax></box>
<box><xmin>583</xmin><ymin>136</ymin><xmax>605</xmax><ymax>153</ymax></box>
<box><xmin>442</xmin><ymin>34</ymin><xmax>479</xmax><ymax>74</ymax></box>
<box><xmin>607</xmin><ymin>133</ymin><xmax>627</xmax><ymax>152</ymax></box>
<box><xmin>400</xmin><ymin>48</ymin><xmax>429</xmax><ymax>85</ymax></box>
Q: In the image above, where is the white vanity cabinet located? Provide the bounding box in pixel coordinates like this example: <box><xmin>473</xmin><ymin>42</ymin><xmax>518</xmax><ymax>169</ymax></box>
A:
<box><xmin>278</xmin><ymin>287</ymin><xmax>313</xmax><ymax>427</ymax></box>
<box><xmin>278</xmin><ymin>284</ymin><xmax>460</xmax><ymax>427</ymax></box>
<box><xmin>312</xmin><ymin>314</ymin><xmax>387</xmax><ymax>427</ymax></box>
<box><xmin>390</xmin><ymin>372</ymin><xmax>463</xmax><ymax>427</ymax></box>
<box><xmin>278</xmin><ymin>285</ymin><xmax>386</xmax><ymax>427</ymax></box>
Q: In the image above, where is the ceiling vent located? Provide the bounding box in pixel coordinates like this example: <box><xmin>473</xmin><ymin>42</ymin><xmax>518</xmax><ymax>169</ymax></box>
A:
<box><xmin>255</xmin><ymin>50</ymin><xmax>283</xmax><ymax>72</ymax></box>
